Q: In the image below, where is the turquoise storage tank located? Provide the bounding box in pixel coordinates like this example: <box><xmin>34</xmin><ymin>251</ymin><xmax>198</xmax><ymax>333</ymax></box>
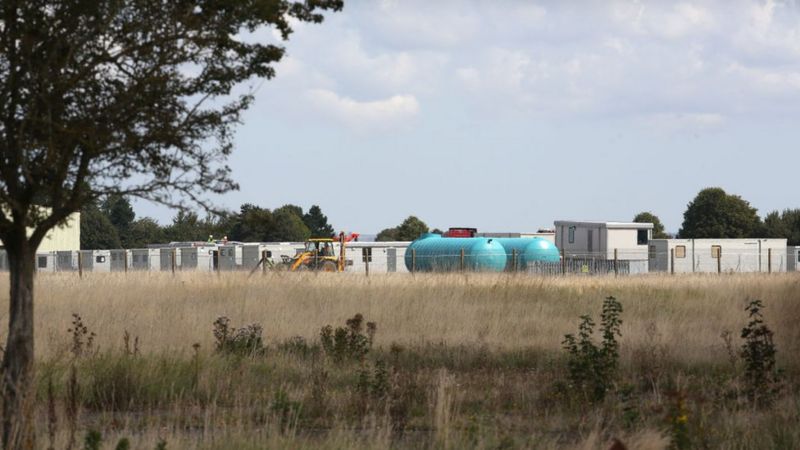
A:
<box><xmin>494</xmin><ymin>237</ymin><xmax>561</xmax><ymax>270</ymax></box>
<box><xmin>404</xmin><ymin>234</ymin><xmax>506</xmax><ymax>272</ymax></box>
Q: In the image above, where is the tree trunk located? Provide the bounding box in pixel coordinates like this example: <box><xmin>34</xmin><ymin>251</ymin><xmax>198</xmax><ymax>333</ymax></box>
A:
<box><xmin>1</xmin><ymin>242</ymin><xmax>36</xmax><ymax>450</ymax></box>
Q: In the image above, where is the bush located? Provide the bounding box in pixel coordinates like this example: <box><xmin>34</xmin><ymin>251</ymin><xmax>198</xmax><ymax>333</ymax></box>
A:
<box><xmin>562</xmin><ymin>296</ymin><xmax>623</xmax><ymax>402</ymax></box>
<box><xmin>740</xmin><ymin>299</ymin><xmax>781</xmax><ymax>407</ymax></box>
<box><xmin>212</xmin><ymin>316</ymin><xmax>265</xmax><ymax>357</ymax></box>
<box><xmin>320</xmin><ymin>313</ymin><xmax>376</xmax><ymax>364</ymax></box>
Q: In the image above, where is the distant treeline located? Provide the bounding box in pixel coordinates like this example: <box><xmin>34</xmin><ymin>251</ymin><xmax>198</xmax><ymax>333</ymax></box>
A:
<box><xmin>80</xmin><ymin>196</ymin><xmax>437</xmax><ymax>249</ymax></box>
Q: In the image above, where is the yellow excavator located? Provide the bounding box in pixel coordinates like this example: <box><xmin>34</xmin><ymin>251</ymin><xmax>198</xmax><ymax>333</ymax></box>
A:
<box><xmin>283</xmin><ymin>232</ymin><xmax>359</xmax><ymax>272</ymax></box>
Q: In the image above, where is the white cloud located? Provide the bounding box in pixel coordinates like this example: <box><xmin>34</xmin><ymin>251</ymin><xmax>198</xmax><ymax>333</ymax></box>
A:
<box><xmin>643</xmin><ymin>112</ymin><xmax>726</xmax><ymax>133</ymax></box>
<box><xmin>305</xmin><ymin>89</ymin><xmax>419</xmax><ymax>130</ymax></box>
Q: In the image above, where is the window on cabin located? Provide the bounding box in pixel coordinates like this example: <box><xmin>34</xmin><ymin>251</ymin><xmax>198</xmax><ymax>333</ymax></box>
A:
<box><xmin>711</xmin><ymin>245</ymin><xmax>721</xmax><ymax>258</ymax></box>
<box><xmin>637</xmin><ymin>229</ymin><xmax>649</xmax><ymax>245</ymax></box>
<box><xmin>38</xmin><ymin>256</ymin><xmax>48</xmax><ymax>268</ymax></box>
<box><xmin>95</xmin><ymin>255</ymin><xmax>106</xmax><ymax>263</ymax></box>
<box><xmin>568</xmin><ymin>226</ymin><xmax>575</xmax><ymax>244</ymax></box>
<box><xmin>675</xmin><ymin>245</ymin><xmax>686</xmax><ymax>258</ymax></box>
<box><xmin>362</xmin><ymin>248</ymin><xmax>372</xmax><ymax>263</ymax></box>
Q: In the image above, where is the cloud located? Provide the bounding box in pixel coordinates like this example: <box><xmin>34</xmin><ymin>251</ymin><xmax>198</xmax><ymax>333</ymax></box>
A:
<box><xmin>643</xmin><ymin>112</ymin><xmax>726</xmax><ymax>133</ymax></box>
<box><xmin>305</xmin><ymin>89</ymin><xmax>420</xmax><ymax>130</ymax></box>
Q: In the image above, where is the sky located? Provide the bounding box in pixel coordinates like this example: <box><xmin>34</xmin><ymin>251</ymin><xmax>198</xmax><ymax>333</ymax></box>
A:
<box><xmin>135</xmin><ymin>0</ymin><xmax>800</xmax><ymax>235</ymax></box>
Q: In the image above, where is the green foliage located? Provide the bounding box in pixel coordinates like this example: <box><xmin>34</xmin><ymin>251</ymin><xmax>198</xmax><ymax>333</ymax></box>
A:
<box><xmin>740</xmin><ymin>300</ymin><xmax>781</xmax><ymax>407</ymax></box>
<box><xmin>678</xmin><ymin>187</ymin><xmax>762</xmax><ymax>238</ymax></box>
<box><xmin>561</xmin><ymin>296</ymin><xmax>623</xmax><ymax>402</ymax></box>
<box><xmin>271</xmin><ymin>388</ymin><xmax>301</xmax><ymax>430</ymax></box>
<box><xmin>320</xmin><ymin>314</ymin><xmax>377</xmax><ymax>364</ymax></box>
<box><xmin>272</xmin><ymin>205</ymin><xmax>311</xmax><ymax>241</ymax></box>
<box><xmin>102</xmin><ymin>195</ymin><xmax>136</xmax><ymax>246</ymax></box>
<box><xmin>303</xmin><ymin>205</ymin><xmax>335</xmax><ymax>238</ymax></box>
<box><xmin>115</xmin><ymin>438</ymin><xmax>131</xmax><ymax>450</ymax></box>
<box><xmin>84</xmin><ymin>430</ymin><xmax>102</xmax><ymax>450</ymax></box>
<box><xmin>666</xmin><ymin>390</ymin><xmax>691</xmax><ymax>450</ymax></box>
<box><xmin>212</xmin><ymin>317</ymin><xmax>265</xmax><ymax>357</ymax></box>
<box><xmin>81</xmin><ymin>202</ymin><xmax>122</xmax><ymax>250</ymax></box>
<box><xmin>633</xmin><ymin>211</ymin><xmax>668</xmax><ymax>239</ymax></box>
<box><xmin>229</xmin><ymin>204</ymin><xmax>275</xmax><ymax>242</ymax></box>
<box><xmin>126</xmin><ymin>218</ymin><xmax>166</xmax><ymax>249</ymax></box>
<box><xmin>155</xmin><ymin>440</ymin><xmax>167</xmax><ymax>450</ymax></box>
<box><xmin>377</xmin><ymin>216</ymin><xmax>430</xmax><ymax>241</ymax></box>
<box><xmin>763</xmin><ymin>209</ymin><xmax>800</xmax><ymax>245</ymax></box>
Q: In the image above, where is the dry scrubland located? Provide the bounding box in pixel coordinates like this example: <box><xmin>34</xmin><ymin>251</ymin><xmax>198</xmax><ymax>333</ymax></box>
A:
<box><xmin>0</xmin><ymin>272</ymin><xmax>798</xmax><ymax>449</ymax></box>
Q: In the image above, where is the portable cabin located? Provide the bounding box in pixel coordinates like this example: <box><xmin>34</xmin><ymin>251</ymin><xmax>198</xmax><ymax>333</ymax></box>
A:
<box><xmin>346</xmin><ymin>241</ymin><xmax>410</xmax><ymax>273</ymax></box>
<box><xmin>554</xmin><ymin>221</ymin><xmax>653</xmax><ymax>274</ymax></box>
<box><xmin>785</xmin><ymin>246</ymin><xmax>799</xmax><ymax>271</ymax></box>
<box><xmin>217</xmin><ymin>245</ymin><xmax>238</xmax><ymax>271</ymax></box>
<box><xmin>35</xmin><ymin>252</ymin><xmax>57</xmax><ymax>272</ymax></box>
<box><xmin>89</xmin><ymin>250</ymin><xmax>111</xmax><ymax>272</ymax></box>
<box><xmin>649</xmin><ymin>239</ymin><xmax>788</xmax><ymax>273</ymax></box>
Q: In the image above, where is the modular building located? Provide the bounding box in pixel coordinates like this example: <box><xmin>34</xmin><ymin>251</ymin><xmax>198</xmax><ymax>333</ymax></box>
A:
<box><xmin>346</xmin><ymin>241</ymin><xmax>409</xmax><ymax>273</ymax></box>
<box><xmin>554</xmin><ymin>220</ymin><xmax>653</xmax><ymax>274</ymax></box>
<box><xmin>648</xmin><ymin>239</ymin><xmax>788</xmax><ymax>273</ymax></box>
<box><xmin>788</xmin><ymin>246</ymin><xmax>800</xmax><ymax>271</ymax></box>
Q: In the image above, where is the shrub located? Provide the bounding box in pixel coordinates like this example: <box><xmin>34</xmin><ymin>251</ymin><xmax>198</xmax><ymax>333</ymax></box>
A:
<box><xmin>69</xmin><ymin>313</ymin><xmax>96</xmax><ymax>358</ymax></box>
<box><xmin>320</xmin><ymin>313</ymin><xmax>376</xmax><ymax>363</ymax></box>
<box><xmin>740</xmin><ymin>299</ymin><xmax>781</xmax><ymax>407</ymax></box>
<box><xmin>212</xmin><ymin>316</ymin><xmax>265</xmax><ymax>357</ymax></box>
<box><xmin>562</xmin><ymin>296</ymin><xmax>623</xmax><ymax>402</ymax></box>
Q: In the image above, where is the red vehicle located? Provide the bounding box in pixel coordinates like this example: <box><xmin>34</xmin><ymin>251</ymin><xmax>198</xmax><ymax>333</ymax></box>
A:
<box><xmin>443</xmin><ymin>227</ymin><xmax>477</xmax><ymax>238</ymax></box>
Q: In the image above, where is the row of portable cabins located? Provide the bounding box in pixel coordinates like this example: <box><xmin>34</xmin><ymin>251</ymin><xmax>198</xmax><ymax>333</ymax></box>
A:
<box><xmin>0</xmin><ymin>242</ymin><xmax>411</xmax><ymax>274</ymax></box>
<box><xmin>648</xmin><ymin>239</ymin><xmax>799</xmax><ymax>273</ymax></box>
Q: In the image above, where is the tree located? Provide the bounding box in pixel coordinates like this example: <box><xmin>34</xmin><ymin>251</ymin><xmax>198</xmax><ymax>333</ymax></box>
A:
<box><xmin>80</xmin><ymin>203</ymin><xmax>122</xmax><ymax>249</ymax></box>
<box><xmin>102</xmin><ymin>195</ymin><xmax>136</xmax><ymax>247</ymax></box>
<box><xmin>127</xmin><ymin>217</ymin><xmax>166</xmax><ymax>249</ymax></box>
<box><xmin>678</xmin><ymin>188</ymin><xmax>762</xmax><ymax>238</ymax></box>
<box><xmin>0</xmin><ymin>1</ymin><xmax>342</xmax><ymax>444</ymax></box>
<box><xmin>632</xmin><ymin>211</ymin><xmax>668</xmax><ymax>239</ymax></box>
<box><xmin>763</xmin><ymin>209</ymin><xmax>800</xmax><ymax>246</ymax></box>
<box><xmin>229</xmin><ymin>204</ymin><xmax>274</xmax><ymax>242</ymax></box>
<box><xmin>271</xmin><ymin>205</ymin><xmax>310</xmax><ymax>241</ymax></box>
<box><xmin>303</xmin><ymin>205</ymin><xmax>335</xmax><ymax>237</ymax></box>
<box><xmin>377</xmin><ymin>216</ymin><xmax>429</xmax><ymax>241</ymax></box>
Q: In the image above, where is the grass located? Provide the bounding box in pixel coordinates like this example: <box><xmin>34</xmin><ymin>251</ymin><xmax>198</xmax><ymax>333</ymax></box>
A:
<box><xmin>0</xmin><ymin>272</ymin><xmax>798</xmax><ymax>449</ymax></box>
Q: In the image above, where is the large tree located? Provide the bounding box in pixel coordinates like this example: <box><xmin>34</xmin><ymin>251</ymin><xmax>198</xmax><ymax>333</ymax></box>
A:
<box><xmin>101</xmin><ymin>194</ymin><xmax>135</xmax><ymax>247</ymax></box>
<box><xmin>678</xmin><ymin>188</ymin><xmax>762</xmax><ymax>238</ymax></box>
<box><xmin>763</xmin><ymin>209</ymin><xmax>800</xmax><ymax>246</ymax></box>
<box><xmin>632</xmin><ymin>211</ymin><xmax>668</xmax><ymax>239</ymax></box>
<box><xmin>0</xmin><ymin>1</ymin><xmax>342</xmax><ymax>446</ymax></box>
<box><xmin>80</xmin><ymin>202</ymin><xmax>122</xmax><ymax>249</ymax></box>
<box><xmin>303</xmin><ymin>204</ymin><xmax>334</xmax><ymax>237</ymax></box>
<box><xmin>271</xmin><ymin>205</ymin><xmax>310</xmax><ymax>241</ymax></box>
<box><xmin>377</xmin><ymin>216</ymin><xmax>429</xmax><ymax>241</ymax></box>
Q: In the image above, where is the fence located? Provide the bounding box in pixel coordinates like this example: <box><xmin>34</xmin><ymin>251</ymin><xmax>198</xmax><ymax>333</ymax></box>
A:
<box><xmin>0</xmin><ymin>246</ymin><xmax>795</xmax><ymax>276</ymax></box>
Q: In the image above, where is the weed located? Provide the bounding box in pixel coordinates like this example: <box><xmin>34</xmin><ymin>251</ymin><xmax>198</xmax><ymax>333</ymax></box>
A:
<box><xmin>740</xmin><ymin>299</ymin><xmax>782</xmax><ymax>407</ymax></box>
<box><xmin>212</xmin><ymin>316</ymin><xmax>265</xmax><ymax>357</ymax></box>
<box><xmin>562</xmin><ymin>296</ymin><xmax>623</xmax><ymax>402</ymax></box>
<box><xmin>66</xmin><ymin>365</ymin><xmax>80</xmax><ymax>450</ymax></box>
<box><xmin>271</xmin><ymin>388</ymin><xmax>301</xmax><ymax>431</ymax></box>
<box><xmin>155</xmin><ymin>439</ymin><xmax>167</xmax><ymax>450</ymax></box>
<box><xmin>47</xmin><ymin>378</ymin><xmax>57</xmax><ymax>450</ymax></box>
<box><xmin>122</xmin><ymin>330</ymin><xmax>139</xmax><ymax>356</ymax></box>
<box><xmin>115</xmin><ymin>438</ymin><xmax>130</xmax><ymax>450</ymax></box>
<box><xmin>320</xmin><ymin>313</ymin><xmax>376</xmax><ymax>363</ymax></box>
<box><xmin>84</xmin><ymin>429</ymin><xmax>102</xmax><ymax>450</ymax></box>
<box><xmin>665</xmin><ymin>389</ymin><xmax>690</xmax><ymax>450</ymax></box>
<box><xmin>69</xmin><ymin>314</ymin><xmax>96</xmax><ymax>358</ymax></box>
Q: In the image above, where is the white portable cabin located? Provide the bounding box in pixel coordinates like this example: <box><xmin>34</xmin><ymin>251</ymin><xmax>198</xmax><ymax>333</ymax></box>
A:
<box><xmin>345</xmin><ymin>241</ymin><xmax>410</xmax><ymax>274</ymax></box>
<box><xmin>178</xmin><ymin>246</ymin><xmax>214</xmax><ymax>272</ymax></box>
<box><xmin>130</xmin><ymin>248</ymin><xmax>161</xmax><ymax>271</ymax></box>
<box><xmin>35</xmin><ymin>252</ymin><xmax>57</xmax><ymax>272</ymax></box>
<box><xmin>649</xmin><ymin>239</ymin><xmax>788</xmax><ymax>273</ymax></box>
<box><xmin>262</xmin><ymin>242</ymin><xmax>305</xmax><ymax>266</ymax></box>
<box><xmin>89</xmin><ymin>250</ymin><xmax>112</xmax><ymax>272</ymax></box>
<box><xmin>787</xmin><ymin>246</ymin><xmax>800</xmax><ymax>271</ymax></box>
<box><xmin>554</xmin><ymin>221</ymin><xmax>653</xmax><ymax>274</ymax></box>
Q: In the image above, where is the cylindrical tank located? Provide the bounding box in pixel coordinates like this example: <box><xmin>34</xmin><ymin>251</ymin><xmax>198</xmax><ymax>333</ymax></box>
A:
<box><xmin>404</xmin><ymin>234</ymin><xmax>506</xmax><ymax>272</ymax></box>
<box><xmin>493</xmin><ymin>237</ymin><xmax>561</xmax><ymax>270</ymax></box>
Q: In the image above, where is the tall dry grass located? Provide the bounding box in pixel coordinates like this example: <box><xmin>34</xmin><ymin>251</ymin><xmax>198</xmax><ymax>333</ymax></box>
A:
<box><xmin>0</xmin><ymin>272</ymin><xmax>797</xmax><ymax>449</ymax></box>
<box><xmin>0</xmin><ymin>272</ymin><xmax>796</xmax><ymax>366</ymax></box>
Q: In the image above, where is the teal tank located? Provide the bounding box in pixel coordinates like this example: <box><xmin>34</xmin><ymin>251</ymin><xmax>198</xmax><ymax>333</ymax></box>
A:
<box><xmin>493</xmin><ymin>237</ymin><xmax>561</xmax><ymax>270</ymax></box>
<box><xmin>404</xmin><ymin>234</ymin><xmax>506</xmax><ymax>272</ymax></box>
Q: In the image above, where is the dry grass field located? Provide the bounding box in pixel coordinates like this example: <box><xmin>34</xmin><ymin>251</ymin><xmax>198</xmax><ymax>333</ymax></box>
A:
<box><xmin>1</xmin><ymin>272</ymin><xmax>799</xmax><ymax>449</ymax></box>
